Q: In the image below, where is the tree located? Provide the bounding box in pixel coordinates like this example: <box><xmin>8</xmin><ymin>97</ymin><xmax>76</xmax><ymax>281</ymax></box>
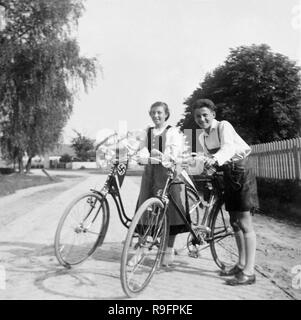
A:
<box><xmin>60</xmin><ymin>153</ymin><xmax>72</xmax><ymax>163</ymax></box>
<box><xmin>178</xmin><ymin>44</ymin><xmax>301</xmax><ymax>144</ymax></box>
<box><xmin>71</xmin><ymin>130</ymin><xmax>95</xmax><ymax>161</ymax></box>
<box><xmin>0</xmin><ymin>0</ymin><xmax>98</xmax><ymax>172</ymax></box>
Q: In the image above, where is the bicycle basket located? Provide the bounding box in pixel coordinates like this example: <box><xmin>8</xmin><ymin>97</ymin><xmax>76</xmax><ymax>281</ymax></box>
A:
<box><xmin>185</xmin><ymin>157</ymin><xmax>204</xmax><ymax>176</ymax></box>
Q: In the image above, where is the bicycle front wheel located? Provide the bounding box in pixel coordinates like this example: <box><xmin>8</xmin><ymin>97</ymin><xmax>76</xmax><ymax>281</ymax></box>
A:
<box><xmin>54</xmin><ymin>192</ymin><xmax>109</xmax><ymax>268</ymax></box>
<box><xmin>186</xmin><ymin>186</ymin><xmax>205</xmax><ymax>226</ymax></box>
<box><xmin>120</xmin><ymin>197</ymin><xmax>168</xmax><ymax>297</ymax></box>
<box><xmin>209</xmin><ymin>203</ymin><xmax>238</xmax><ymax>270</ymax></box>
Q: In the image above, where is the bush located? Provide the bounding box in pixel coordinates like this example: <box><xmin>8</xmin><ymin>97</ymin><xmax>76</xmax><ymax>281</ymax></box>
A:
<box><xmin>60</xmin><ymin>153</ymin><xmax>72</xmax><ymax>163</ymax></box>
<box><xmin>0</xmin><ymin>167</ymin><xmax>15</xmax><ymax>174</ymax></box>
<box><xmin>257</xmin><ymin>178</ymin><xmax>301</xmax><ymax>222</ymax></box>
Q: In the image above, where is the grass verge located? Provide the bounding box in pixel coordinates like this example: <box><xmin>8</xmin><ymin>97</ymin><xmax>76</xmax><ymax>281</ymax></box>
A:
<box><xmin>0</xmin><ymin>173</ymin><xmax>61</xmax><ymax>197</ymax></box>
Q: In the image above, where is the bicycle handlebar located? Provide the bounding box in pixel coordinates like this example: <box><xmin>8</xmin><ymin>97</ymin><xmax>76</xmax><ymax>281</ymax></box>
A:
<box><xmin>134</xmin><ymin>154</ymin><xmax>217</xmax><ymax>170</ymax></box>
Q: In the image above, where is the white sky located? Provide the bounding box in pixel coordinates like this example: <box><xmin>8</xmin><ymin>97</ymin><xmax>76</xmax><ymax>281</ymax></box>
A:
<box><xmin>63</xmin><ymin>0</ymin><xmax>301</xmax><ymax>143</ymax></box>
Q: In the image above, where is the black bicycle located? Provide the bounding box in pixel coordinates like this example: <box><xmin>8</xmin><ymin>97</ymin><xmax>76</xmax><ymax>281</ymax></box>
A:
<box><xmin>120</xmin><ymin>155</ymin><xmax>238</xmax><ymax>297</ymax></box>
<box><xmin>54</xmin><ymin>133</ymin><xmax>137</xmax><ymax>268</ymax></box>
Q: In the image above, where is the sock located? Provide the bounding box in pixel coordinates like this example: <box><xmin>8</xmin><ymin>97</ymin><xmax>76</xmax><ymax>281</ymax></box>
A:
<box><xmin>243</xmin><ymin>231</ymin><xmax>256</xmax><ymax>275</ymax></box>
<box><xmin>234</xmin><ymin>230</ymin><xmax>246</xmax><ymax>268</ymax></box>
<box><xmin>168</xmin><ymin>234</ymin><xmax>176</xmax><ymax>248</ymax></box>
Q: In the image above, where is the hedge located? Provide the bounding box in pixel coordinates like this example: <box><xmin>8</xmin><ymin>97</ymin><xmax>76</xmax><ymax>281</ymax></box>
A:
<box><xmin>256</xmin><ymin>178</ymin><xmax>301</xmax><ymax>223</ymax></box>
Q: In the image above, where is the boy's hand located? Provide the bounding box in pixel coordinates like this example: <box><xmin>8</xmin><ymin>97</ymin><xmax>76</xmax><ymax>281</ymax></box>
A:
<box><xmin>204</xmin><ymin>157</ymin><xmax>217</xmax><ymax>167</ymax></box>
<box><xmin>137</xmin><ymin>156</ymin><xmax>149</xmax><ymax>165</ymax></box>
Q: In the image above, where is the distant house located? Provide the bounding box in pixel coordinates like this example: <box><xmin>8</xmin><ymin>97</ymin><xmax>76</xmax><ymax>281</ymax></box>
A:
<box><xmin>48</xmin><ymin>144</ymin><xmax>76</xmax><ymax>158</ymax></box>
<box><xmin>0</xmin><ymin>144</ymin><xmax>77</xmax><ymax>170</ymax></box>
<box><xmin>44</xmin><ymin>144</ymin><xmax>76</xmax><ymax>169</ymax></box>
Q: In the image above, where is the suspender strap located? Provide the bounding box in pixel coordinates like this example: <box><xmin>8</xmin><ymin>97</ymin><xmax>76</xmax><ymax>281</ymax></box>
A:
<box><xmin>159</xmin><ymin>136</ymin><xmax>163</xmax><ymax>153</ymax></box>
<box><xmin>217</xmin><ymin>121</ymin><xmax>221</xmax><ymax>144</ymax></box>
<box><xmin>192</xmin><ymin>122</ymin><xmax>220</xmax><ymax>154</ymax></box>
<box><xmin>192</xmin><ymin>128</ymin><xmax>196</xmax><ymax>153</ymax></box>
<box><xmin>147</xmin><ymin>128</ymin><xmax>152</xmax><ymax>153</ymax></box>
<box><xmin>203</xmin><ymin>121</ymin><xmax>221</xmax><ymax>153</ymax></box>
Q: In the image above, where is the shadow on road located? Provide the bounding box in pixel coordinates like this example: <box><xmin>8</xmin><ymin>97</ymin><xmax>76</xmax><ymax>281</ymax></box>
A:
<box><xmin>1</xmin><ymin>240</ymin><xmax>219</xmax><ymax>300</ymax></box>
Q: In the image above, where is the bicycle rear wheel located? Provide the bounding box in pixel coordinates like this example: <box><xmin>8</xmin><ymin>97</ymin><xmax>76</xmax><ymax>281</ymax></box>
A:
<box><xmin>54</xmin><ymin>192</ymin><xmax>109</xmax><ymax>268</ymax></box>
<box><xmin>120</xmin><ymin>197</ymin><xmax>168</xmax><ymax>297</ymax></box>
<box><xmin>209</xmin><ymin>203</ymin><xmax>238</xmax><ymax>270</ymax></box>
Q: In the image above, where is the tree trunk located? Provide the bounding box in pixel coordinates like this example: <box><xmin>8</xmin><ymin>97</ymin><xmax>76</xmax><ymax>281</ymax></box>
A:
<box><xmin>25</xmin><ymin>156</ymin><xmax>32</xmax><ymax>173</ymax></box>
<box><xmin>18</xmin><ymin>154</ymin><xmax>24</xmax><ymax>174</ymax></box>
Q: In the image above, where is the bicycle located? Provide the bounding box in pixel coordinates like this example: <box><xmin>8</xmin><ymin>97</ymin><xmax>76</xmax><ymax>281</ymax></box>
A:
<box><xmin>54</xmin><ymin>132</ymin><xmax>138</xmax><ymax>268</ymax></box>
<box><xmin>120</xmin><ymin>155</ymin><xmax>238</xmax><ymax>297</ymax></box>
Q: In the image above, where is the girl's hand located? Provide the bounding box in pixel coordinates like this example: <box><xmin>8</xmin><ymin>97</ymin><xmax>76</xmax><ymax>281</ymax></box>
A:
<box><xmin>137</xmin><ymin>157</ymin><xmax>149</xmax><ymax>165</ymax></box>
<box><xmin>150</xmin><ymin>149</ymin><xmax>163</xmax><ymax>158</ymax></box>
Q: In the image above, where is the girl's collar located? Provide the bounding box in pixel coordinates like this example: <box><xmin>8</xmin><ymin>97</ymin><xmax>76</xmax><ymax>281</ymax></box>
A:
<box><xmin>153</xmin><ymin>123</ymin><xmax>168</xmax><ymax>133</ymax></box>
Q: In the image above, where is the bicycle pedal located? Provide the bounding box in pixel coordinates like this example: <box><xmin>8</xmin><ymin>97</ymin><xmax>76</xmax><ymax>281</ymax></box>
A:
<box><xmin>193</xmin><ymin>225</ymin><xmax>211</xmax><ymax>234</ymax></box>
<box><xmin>188</xmin><ymin>251</ymin><xmax>200</xmax><ymax>259</ymax></box>
<box><xmin>202</xmin><ymin>200</ymin><xmax>210</xmax><ymax>207</ymax></box>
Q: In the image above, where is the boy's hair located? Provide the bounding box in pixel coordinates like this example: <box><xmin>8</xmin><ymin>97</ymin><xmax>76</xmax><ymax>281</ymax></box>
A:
<box><xmin>192</xmin><ymin>99</ymin><xmax>216</xmax><ymax>112</ymax></box>
<box><xmin>149</xmin><ymin>101</ymin><xmax>170</xmax><ymax>121</ymax></box>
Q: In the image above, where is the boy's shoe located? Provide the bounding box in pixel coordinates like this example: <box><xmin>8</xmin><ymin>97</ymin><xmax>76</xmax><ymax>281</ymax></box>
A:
<box><xmin>162</xmin><ymin>247</ymin><xmax>175</xmax><ymax>267</ymax></box>
<box><xmin>225</xmin><ymin>272</ymin><xmax>256</xmax><ymax>286</ymax></box>
<box><xmin>220</xmin><ymin>264</ymin><xmax>244</xmax><ymax>277</ymax></box>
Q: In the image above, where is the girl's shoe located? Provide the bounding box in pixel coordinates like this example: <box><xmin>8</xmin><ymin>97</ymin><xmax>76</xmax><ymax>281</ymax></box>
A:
<box><xmin>162</xmin><ymin>247</ymin><xmax>175</xmax><ymax>267</ymax></box>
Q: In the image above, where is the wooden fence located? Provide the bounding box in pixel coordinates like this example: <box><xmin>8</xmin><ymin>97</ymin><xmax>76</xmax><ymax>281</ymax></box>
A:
<box><xmin>249</xmin><ymin>137</ymin><xmax>301</xmax><ymax>180</ymax></box>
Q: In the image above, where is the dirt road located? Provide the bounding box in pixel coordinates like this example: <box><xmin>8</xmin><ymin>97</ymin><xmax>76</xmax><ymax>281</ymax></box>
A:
<box><xmin>0</xmin><ymin>169</ymin><xmax>300</xmax><ymax>300</ymax></box>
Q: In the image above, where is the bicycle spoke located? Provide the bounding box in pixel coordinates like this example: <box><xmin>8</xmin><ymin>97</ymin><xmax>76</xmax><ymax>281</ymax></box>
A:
<box><xmin>210</xmin><ymin>206</ymin><xmax>238</xmax><ymax>269</ymax></box>
<box><xmin>120</xmin><ymin>198</ymin><xmax>167</xmax><ymax>297</ymax></box>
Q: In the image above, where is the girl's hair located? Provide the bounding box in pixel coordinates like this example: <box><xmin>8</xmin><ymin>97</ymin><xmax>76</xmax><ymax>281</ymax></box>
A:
<box><xmin>192</xmin><ymin>99</ymin><xmax>216</xmax><ymax>112</ymax></box>
<box><xmin>149</xmin><ymin>101</ymin><xmax>170</xmax><ymax>121</ymax></box>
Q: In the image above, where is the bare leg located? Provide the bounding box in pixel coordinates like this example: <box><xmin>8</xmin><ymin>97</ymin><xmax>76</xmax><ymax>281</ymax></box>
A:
<box><xmin>162</xmin><ymin>233</ymin><xmax>176</xmax><ymax>266</ymax></box>
<box><xmin>167</xmin><ymin>234</ymin><xmax>176</xmax><ymax>248</ymax></box>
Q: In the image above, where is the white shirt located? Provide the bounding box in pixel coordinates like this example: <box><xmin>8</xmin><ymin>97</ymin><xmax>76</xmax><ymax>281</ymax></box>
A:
<box><xmin>198</xmin><ymin>119</ymin><xmax>251</xmax><ymax>166</ymax></box>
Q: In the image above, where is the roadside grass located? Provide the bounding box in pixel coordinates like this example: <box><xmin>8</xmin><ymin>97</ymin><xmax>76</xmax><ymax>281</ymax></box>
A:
<box><xmin>258</xmin><ymin>198</ymin><xmax>301</xmax><ymax>225</ymax></box>
<box><xmin>0</xmin><ymin>166</ymin><xmax>142</xmax><ymax>198</ymax></box>
<box><xmin>0</xmin><ymin>173</ymin><xmax>61</xmax><ymax>197</ymax></box>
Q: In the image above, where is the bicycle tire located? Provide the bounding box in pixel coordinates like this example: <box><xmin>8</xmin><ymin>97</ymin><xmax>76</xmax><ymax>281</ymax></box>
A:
<box><xmin>209</xmin><ymin>202</ymin><xmax>238</xmax><ymax>270</ymax></box>
<box><xmin>54</xmin><ymin>192</ymin><xmax>110</xmax><ymax>268</ymax></box>
<box><xmin>185</xmin><ymin>187</ymin><xmax>208</xmax><ymax>253</ymax></box>
<box><xmin>186</xmin><ymin>186</ymin><xmax>206</xmax><ymax>226</ymax></box>
<box><xmin>120</xmin><ymin>197</ymin><xmax>168</xmax><ymax>297</ymax></box>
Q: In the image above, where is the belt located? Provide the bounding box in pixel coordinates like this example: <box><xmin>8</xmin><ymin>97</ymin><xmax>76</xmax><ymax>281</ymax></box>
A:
<box><xmin>233</xmin><ymin>157</ymin><xmax>248</xmax><ymax>166</ymax></box>
<box><xmin>221</xmin><ymin>157</ymin><xmax>248</xmax><ymax>171</ymax></box>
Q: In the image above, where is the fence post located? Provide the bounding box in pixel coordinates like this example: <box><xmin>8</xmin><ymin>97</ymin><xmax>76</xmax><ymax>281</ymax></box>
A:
<box><xmin>293</xmin><ymin>140</ymin><xmax>301</xmax><ymax>180</ymax></box>
<box><xmin>258</xmin><ymin>145</ymin><xmax>262</xmax><ymax>177</ymax></box>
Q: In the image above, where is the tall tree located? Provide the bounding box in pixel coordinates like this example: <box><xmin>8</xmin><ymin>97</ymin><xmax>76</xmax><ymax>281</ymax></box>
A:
<box><xmin>178</xmin><ymin>44</ymin><xmax>301</xmax><ymax>144</ymax></box>
<box><xmin>0</xmin><ymin>0</ymin><xmax>98</xmax><ymax>172</ymax></box>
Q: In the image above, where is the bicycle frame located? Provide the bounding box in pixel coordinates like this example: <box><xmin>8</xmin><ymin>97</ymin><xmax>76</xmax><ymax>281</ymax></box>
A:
<box><xmin>158</xmin><ymin>168</ymin><xmax>224</xmax><ymax>246</ymax></box>
<box><xmin>91</xmin><ymin>160</ymin><xmax>132</xmax><ymax>228</ymax></box>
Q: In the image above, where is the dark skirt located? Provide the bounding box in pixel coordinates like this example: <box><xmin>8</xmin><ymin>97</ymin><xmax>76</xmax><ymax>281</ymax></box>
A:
<box><xmin>222</xmin><ymin>158</ymin><xmax>259</xmax><ymax>212</ymax></box>
<box><xmin>136</xmin><ymin>164</ymin><xmax>189</xmax><ymax>235</ymax></box>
